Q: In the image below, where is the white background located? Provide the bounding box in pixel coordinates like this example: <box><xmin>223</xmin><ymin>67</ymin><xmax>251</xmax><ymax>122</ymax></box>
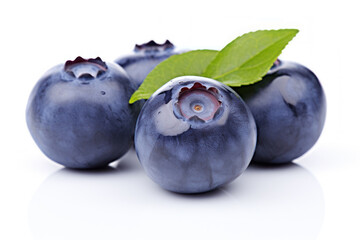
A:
<box><xmin>1</xmin><ymin>0</ymin><xmax>359</xmax><ymax>239</ymax></box>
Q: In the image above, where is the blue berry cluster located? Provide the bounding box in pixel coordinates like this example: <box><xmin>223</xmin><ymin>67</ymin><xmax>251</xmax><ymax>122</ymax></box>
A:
<box><xmin>26</xmin><ymin>40</ymin><xmax>326</xmax><ymax>193</ymax></box>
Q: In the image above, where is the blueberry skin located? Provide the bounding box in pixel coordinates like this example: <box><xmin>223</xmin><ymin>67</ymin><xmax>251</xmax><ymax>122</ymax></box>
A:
<box><xmin>135</xmin><ymin>76</ymin><xmax>257</xmax><ymax>193</ymax></box>
<box><xmin>235</xmin><ymin>60</ymin><xmax>326</xmax><ymax>164</ymax></box>
<box><xmin>115</xmin><ymin>40</ymin><xmax>182</xmax><ymax>88</ymax></box>
<box><xmin>26</xmin><ymin>57</ymin><xmax>140</xmax><ymax>169</ymax></box>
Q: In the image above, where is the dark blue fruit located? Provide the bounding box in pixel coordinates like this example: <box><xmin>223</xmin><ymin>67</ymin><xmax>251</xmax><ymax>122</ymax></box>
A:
<box><xmin>135</xmin><ymin>76</ymin><xmax>257</xmax><ymax>193</ymax></box>
<box><xmin>115</xmin><ymin>40</ymin><xmax>182</xmax><ymax>88</ymax></box>
<box><xmin>26</xmin><ymin>57</ymin><xmax>140</xmax><ymax>169</ymax></box>
<box><xmin>235</xmin><ymin>60</ymin><xmax>326</xmax><ymax>164</ymax></box>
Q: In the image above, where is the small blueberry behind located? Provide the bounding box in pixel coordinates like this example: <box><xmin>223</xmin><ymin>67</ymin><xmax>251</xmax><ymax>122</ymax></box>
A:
<box><xmin>235</xmin><ymin>60</ymin><xmax>326</xmax><ymax>164</ymax></box>
<box><xmin>115</xmin><ymin>40</ymin><xmax>184</xmax><ymax>88</ymax></box>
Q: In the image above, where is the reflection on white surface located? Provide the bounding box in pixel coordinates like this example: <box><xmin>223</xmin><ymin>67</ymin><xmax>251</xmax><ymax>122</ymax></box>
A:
<box><xmin>29</xmin><ymin>149</ymin><xmax>324</xmax><ymax>240</ymax></box>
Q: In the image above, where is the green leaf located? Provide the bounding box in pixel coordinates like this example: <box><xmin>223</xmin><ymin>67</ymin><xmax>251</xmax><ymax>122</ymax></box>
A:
<box><xmin>203</xmin><ymin>29</ymin><xmax>299</xmax><ymax>86</ymax></box>
<box><xmin>129</xmin><ymin>50</ymin><xmax>218</xmax><ymax>103</ymax></box>
<box><xmin>129</xmin><ymin>29</ymin><xmax>299</xmax><ymax>103</ymax></box>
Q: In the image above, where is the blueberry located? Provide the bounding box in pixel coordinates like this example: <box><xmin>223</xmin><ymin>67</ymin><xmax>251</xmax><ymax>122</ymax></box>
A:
<box><xmin>234</xmin><ymin>60</ymin><xmax>326</xmax><ymax>164</ymax></box>
<box><xmin>135</xmin><ymin>76</ymin><xmax>257</xmax><ymax>193</ymax></box>
<box><xmin>115</xmin><ymin>40</ymin><xmax>182</xmax><ymax>88</ymax></box>
<box><xmin>26</xmin><ymin>57</ymin><xmax>140</xmax><ymax>169</ymax></box>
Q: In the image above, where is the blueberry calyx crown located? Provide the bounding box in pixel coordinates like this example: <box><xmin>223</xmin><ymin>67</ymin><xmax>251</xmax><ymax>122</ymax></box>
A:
<box><xmin>174</xmin><ymin>82</ymin><xmax>222</xmax><ymax>123</ymax></box>
<box><xmin>64</xmin><ymin>56</ymin><xmax>108</xmax><ymax>80</ymax></box>
<box><xmin>134</xmin><ymin>40</ymin><xmax>174</xmax><ymax>53</ymax></box>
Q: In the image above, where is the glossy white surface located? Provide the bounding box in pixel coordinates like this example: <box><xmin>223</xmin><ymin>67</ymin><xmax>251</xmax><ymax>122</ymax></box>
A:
<box><xmin>1</xmin><ymin>0</ymin><xmax>359</xmax><ymax>239</ymax></box>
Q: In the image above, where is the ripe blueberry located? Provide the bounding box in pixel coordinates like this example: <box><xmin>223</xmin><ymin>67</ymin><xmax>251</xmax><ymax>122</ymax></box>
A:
<box><xmin>26</xmin><ymin>57</ymin><xmax>140</xmax><ymax>169</ymax></box>
<box><xmin>135</xmin><ymin>76</ymin><xmax>257</xmax><ymax>193</ymax></box>
<box><xmin>235</xmin><ymin>60</ymin><xmax>326</xmax><ymax>164</ymax></box>
<box><xmin>115</xmin><ymin>40</ymin><xmax>182</xmax><ymax>88</ymax></box>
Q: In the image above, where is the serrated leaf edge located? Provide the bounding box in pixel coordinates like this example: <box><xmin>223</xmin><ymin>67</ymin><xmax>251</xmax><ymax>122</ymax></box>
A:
<box><xmin>209</xmin><ymin>29</ymin><xmax>299</xmax><ymax>80</ymax></box>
